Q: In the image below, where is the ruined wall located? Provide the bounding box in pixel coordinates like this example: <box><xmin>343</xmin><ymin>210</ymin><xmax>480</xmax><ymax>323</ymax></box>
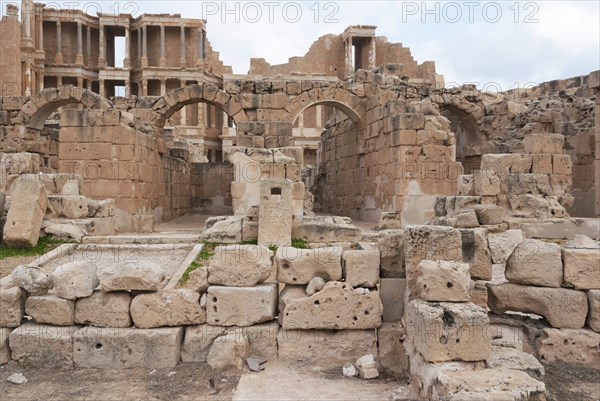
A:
<box><xmin>0</xmin><ymin>7</ymin><xmax>22</xmax><ymax>97</ymax></box>
<box><xmin>190</xmin><ymin>162</ymin><xmax>233</xmax><ymax>214</ymax></box>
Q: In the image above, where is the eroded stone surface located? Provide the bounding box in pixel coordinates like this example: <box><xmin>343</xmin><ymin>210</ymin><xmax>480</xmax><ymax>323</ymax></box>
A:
<box><xmin>563</xmin><ymin>248</ymin><xmax>600</xmax><ymax>290</ymax></box>
<box><xmin>98</xmin><ymin>262</ymin><xmax>165</xmax><ymax>292</ymax></box>
<box><xmin>488</xmin><ymin>230</ymin><xmax>523</xmax><ymax>264</ymax></box>
<box><xmin>208</xmin><ymin>245</ymin><xmax>272</xmax><ymax>287</ymax></box>
<box><xmin>0</xmin><ymin>286</ymin><xmax>24</xmax><ymax>327</ymax></box>
<box><xmin>51</xmin><ymin>261</ymin><xmax>99</xmax><ymax>300</ymax></box>
<box><xmin>25</xmin><ymin>295</ymin><xmax>75</xmax><ymax>326</ymax></box>
<box><xmin>537</xmin><ymin>328</ymin><xmax>600</xmax><ymax>367</ymax></box>
<box><xmin>130</xmin><ymin>289</ymin><xmax>206</xmax><ymax>328</ymax></box>
<box><xmin>414</xmin><ymin>260</ymin><xmax>471</xmax><ymax>302</ymax></box>
<box><xmin>486</xmin><ymin>346</ymin><xmax>545</xmax><ymax>380</ymax></box>
<box><xmin>207</xmin><ymin>283</ymin><xmax>278</xmax><ymax>327</ymax></box>
<box><xmin>505</xmin><ymin>239</ymin><xmax>563</xmax><ymax>288</ymax></box>
<box><xmin>343</xmin><ymin>249</ymin><xmax>380</xmax><ymax>288</ymax></box>
<box><xmin>276</xmin><ymin>246</ymin><xmax>343</xmax><ymax>285</ymax></box>
<box><xmin>9</xmin><ymin>323</ymin><xmax>78</xmax><ymax>367</ymax></box>
<box><xmin>75</xmin><ymin>291</ymin><xmax>132</xmax><ymax>328</ymax></box>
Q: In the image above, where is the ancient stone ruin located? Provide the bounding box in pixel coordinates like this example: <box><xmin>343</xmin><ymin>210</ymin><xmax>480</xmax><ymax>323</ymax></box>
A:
<box><xmin>0</xmin><ymin>1</ymin><xmax>599</xmax><ymax>400</ymax></box>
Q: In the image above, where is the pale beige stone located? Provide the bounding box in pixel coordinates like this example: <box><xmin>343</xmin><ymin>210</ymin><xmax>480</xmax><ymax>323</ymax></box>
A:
<box><xmin>306</xmin><ymin>276</ymin><xmax>326</xmax><ymax>295</ymax></box>
<box><xmin>51</xmin><ymin>261</ymin><xmax>99</xmax><ymax>300</ymax></box>
<box><xmin>98</xmin><ymin>262</ymin><xmax>165</xmax><ymax>292</ymax></box>
<box><xmin>378</xmin><ymin>322</ymin><xmax>409</xmax><ymax>379</ymax></box>
<box><xmin>565</xmin><ymin>234</ymin><xmax>599</xmax><ymax>249</ymax></box>
<box><xmin>202</xmin><ymin>216</ymin><xmax>243</xmax><ymax>243</ymax></box>
<box><xmin>414</xmin><ymin>260</ymin><xmax>471</xmax><ymax>302</ymax></box>
<box><xmin>486</xmin><ymin>346</ymin><xmax>544</xmax><ymax>380</ymax></box>
<box><xmin>523</xmin><ymin>133</ymin><xmax>564</xmax><ymax>154</ymax></box>
<box><xmin>469</xmin><ymin>281</ymin><xmax>488</xmax><ymax>309</ymax></box>
<box><xmin>473</xmin><ymin>170</ymin><xmax>500</xmax><ymax>196</ymax></box>
<box><xmin>75</xmin><ymin>291</ymin><xmax>132</xmax><ymax>328</ymax></box>
<box><xmin>47</xmin><ymin>195</ymin><xmax>89</xmax><ymax>219</ymax></box>
<box><xmin>588</xmin><ymin>290</ymin><xmax>600</xmax><ymax>332</ymax></box>
<box><xmin>12</xmin><ymin>265</ymin><xmax>53</xmax><ymax>295</ymax></box>
<box><xmin>505</xmin><ymin>239</ymin><xmax>562</xmax><ymax>288</ymax></box>
<box><xmin>488</xmin><ymin>230</ymin><xmax>523</xmax><ymax>264</ymax></box>
<box><xmin>343</xmin><ymin>249</ymin><xmax>380</xmax><ymax>288</ymax></box>
<box><xmin>0</xmin><ymin>286</ymin><xmax>24</xmax><ymax>327</ymax></box>
<box><xmin>377</xmin><ymin>229</ymin><xmax>405</xmax><ymax>278</ymax></box>
<box><xmin>473</xmin><ymin>205</ymin><xmax>504</xmax><ymax>225</ymax></box>
<box><xmin>563</xmin><ymin>248</ymin><xmax>600</xmax><ymax>290</ymax></box>
<box><xmin>276</xmin><ymin>246</ymin><xmax>343</xmax><ymax>284</ymax></box>
<box><xmin>3</xmin><ymin>175</ymin><xmax>47</xmax><ymax>247</ymax></box>
<box><xmin>0</xmin><ymin>327</ymin><xmax>12</xmax><ymax>364</ymax></box>
<box><xmin>25</xmin><ymin>295</ymin><xmax>75</xmax><ymax>326</ymax></box>
<box><xmin>130</xmin><ymin>289</ymin><xmax>206</xmax><ymax>328</ymax></box>
<box><xmin>537</xmin><ymin>328</ymin><xmax>600</xmax><ymax>368</ymax></box>
<box><xmin>9</xmin><ymin>322</ymin><xmax>77</xmax><ymax>367</ymax></box>
<box><xmin>460</xmin><ymin>228</ymin><xmax>493</xmax><ymax>281</ymax></box>
<box><xmin>0</xmin><ymin>152</ymin><xmax>40</xmax><ymax>174</ymax></box>
<box><xmin>258</xmin><ymin>179</ymin><xmax>293</xmax><ymax>247</ymax></box>
<box><xmin>488</xmin><ymin>283</ymin><xmax>588</xmax><ymax>329</ymax></box>
<box><xmin>207</xmin><ymin>283</ymin><xmax>278</xmax><ymax>326</ymax></box>
<box><xmin>208</xmin><ymin>245</ymin><xmax>272</xmax><ymax>287</ymax></box>
<box><xmin>206</xmin><ymin>331</ymin><xmax>249</xmax><ymax>370</ymax></box>
<box><xmin>455</xmin><ymin>210</ymin><xmax>479</xmax><ymax>228</ymax></box>
<box><xmin>356</xmin><ymin>354</ymin><xmax>379</xmax><ymax>379</ymax></box>
<box><xmin>281</xmin><ymin>281</ymin><xmax>382</xmax><ymax>329</ymax></box>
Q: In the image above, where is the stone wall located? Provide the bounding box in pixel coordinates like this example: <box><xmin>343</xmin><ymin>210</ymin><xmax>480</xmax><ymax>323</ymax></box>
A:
<box><xmin>190</xmin><ymin>162</ymin><xmax>234</xmax><ymax>214</ymax></box>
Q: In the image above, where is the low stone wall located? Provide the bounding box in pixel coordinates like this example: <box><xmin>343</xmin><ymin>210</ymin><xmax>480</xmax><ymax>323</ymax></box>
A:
<box><xmin>190</xmin><ymin>162</ymin><xmax>233</xmax><ymax>215</ymax></box>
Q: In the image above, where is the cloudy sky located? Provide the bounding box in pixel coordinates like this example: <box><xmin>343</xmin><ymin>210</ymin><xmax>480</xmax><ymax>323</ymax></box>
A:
<box><xmin>11</xmin><ymin>1</ymin><xmax>600</xmax><ymax>90</ymax></box>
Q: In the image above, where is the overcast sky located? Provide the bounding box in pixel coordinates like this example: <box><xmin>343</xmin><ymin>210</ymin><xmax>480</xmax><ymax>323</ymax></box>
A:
<box><xmin>9</xmin><ymin>0</ymin><xmax>600</xmax><ymax>91</ymax></box>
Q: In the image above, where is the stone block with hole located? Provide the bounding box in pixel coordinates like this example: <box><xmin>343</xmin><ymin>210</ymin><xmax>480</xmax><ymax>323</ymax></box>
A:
<box><xmin>9</xmin><ymin>322</ymin><xmax>79</xmax><ymax>367</ymax></box>
<box><xmin>276</xmin><ymin>246</ymin><xmax>343</xmax><ymax>284</ymax></box>
<box><xmin>206</xmin><ymin>283</ymin><xmax>278</xmax><ymax>326</ymax></box>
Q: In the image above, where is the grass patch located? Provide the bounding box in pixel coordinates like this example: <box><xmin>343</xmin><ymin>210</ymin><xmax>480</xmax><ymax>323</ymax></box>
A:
<box><xmin>240</xmin><ymin>239</ymin><xmax>258</xmax><ymax>245</ymax></box>
<box><xmin>179</xmin><ymin>242</ymin><xmax>220</xmax><ymax>285</ymax></box>
<box><xmin>291</xmin><ymin>238</ymin><xmax>309</xmax><ymax>249</ymax></box>
<box><xmin>0</xmin><ymin>237</ymin><xmax>67</xmax><ymax>261</ymax></box>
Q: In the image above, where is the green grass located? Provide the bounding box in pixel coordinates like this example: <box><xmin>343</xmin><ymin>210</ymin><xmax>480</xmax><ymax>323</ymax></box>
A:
<box><xmin>291</xmin><ymin>238</ymin><xmax>309</xmax><ymax>249</ymax></box>
<box><xmin>241</xmin><ymin>239</ymin><xmax>258</xmax><ymax>245</ymax></box>
<box><xmin>179</xmin><ymin>242</ymin><xmax>220</xmax><ymax>285</ymax></box>
<box><xmin>0</xmin><ymin>237</ymin><xmax>67</xmax><ymax>260</ymax></box>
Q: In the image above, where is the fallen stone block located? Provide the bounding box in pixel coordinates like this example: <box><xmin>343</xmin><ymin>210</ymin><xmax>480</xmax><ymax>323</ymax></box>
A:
<box><xmin>51</xmin><ymin>261</ymin><xmax>98</xmax><ymax>300</ymax></box>
<box><xmin>25</xmin><ymin>295</ymin><xmax>74</xmax><ymax>326</ymax></box>
<box><xmin>563</xmin><ymin>248</ymin><xmax>600</xmax><ymax>290</ymax></box>
<box><xmin>454</xmin><ymin>210</ymin><xmax>479</xmax><ymax>228</ymax></box>
<box><xmin>473</xmin><ymin>170</ymin><xmax>501</xmax><ymax>196</ymax></box>
<box><xmin>73</xmin><ymin>326</ymin><xmax>183</xmax><ymax>369</ymax></box>
<box><xmin>356</xmin><ymin>354</ymin><xmax>379</xmax><ymax>379</ymax></box>
<box><xmin>0</xmin><ymin>286</ymin><xmax>24</xmax><ymax>327</ymax></box>
<box><xmin>413</xmin><ymin>260</ymin><xmax>471</xmax><ymax>302</ymax></box>
<box><xmin>343</xmin><ymin>249</ymin><xmax>380</xmax><ymax>288</ymax></box>
<box><xmin>276</xmin><ymin>246</ymin><xmax>342</xmax><ymax>284</ymax></box>
<box><xmin>380</xmin><ymin>278</ymin><xmax>406</xmax><ymax>322</ymax></box>
<box><xmin>3</xmin><ymin>175</ymin><xmax>47</xmax><ymax>248</ymax></box>
<box><xmin>277</xmin><ymin>328</ymin><xmax>377</xmax><ymax>369</ymax></box>
<box><xmin>185</xmin><ymin>267</ymin><xmax>209</xmax><ymax>293</ymax></box>
<box><xmin>473</xmin><ymin>205</ymin><xmax>504</xmax><ymax>225</ymax></box>
<box><xmin>130</xmin><ymin>289</ymin><xmax>206</xmax><ymax>328</ymax></box>
<box><xmin>47</xmin><ymin>195</ymin><xmax>89</xmax><ymax>219</ymax></box>
<box><xmin>291</xmin><ymin>216</ymin><xmax>362</xmax><ymax>243</ymax></box>
<box><xmin>460</xmin><ymin>228</ymin><xmax>492</xmax><ymax>281</ymax></box>
<box><xmin>306</xmin><ymin>276</ymin><xmax>326</xmax><ymax>295</ymax></box>
<box><xmin>9</xmin><ymin>322</ymin><xmax>78</xmax><ymax>367</ymax></box>
<box><xmin>202</xmin><ymin>216</ymin><xmax>242</xmax><ymax>243</ymax></box>
<box><xmin>488</xmin><ymin>283</ymin><xmax>588</xmax><ymax>329</ymax></box>
<box><xmin>281</xmin><ymin>282</ymin><xmax>382</xmax><ymax>329</ymax></box>
<box><xmin>588</xmin><ymin>290</ymin><xmax>600</xmax><ymax>333</ymax></box>
<box><xmin>98</xmin><ymin>261</ymin><xmax>165</xmax><ymax>292</ymax></box>
<box><xmin>42</xmin><ymin>221</ymin><xmax>86</xmax><ymax>242</ymax></box>
<box><xmin>505</xmin><ymin>239</ymin><xmax>563</xmax><ymax>288</ymax></box>
<box><xmin>378</xmin><ymin>322</ymin><xmax>409</xmax><ymax>379</ymax></box>
<box><xmin>12</xmin><ymin>265</ymin><xmax>53</xmax><ymax>295</ymax></box>
<box><xmin>207</xmin><ymin>283</ymin><xmax>278</xmax><ymax>326</ymax></box>
<box><xmin>488</xmin><ymin>229</ymin><xmax>523</xmax><ymax>264</ymax></box>
<box><xmin>207</xmin><ymin>331</ymin><xmax>249</xmax><ymax>370</ymax></box>
<box><xmin>406</xmin><ymin>300</ymin><xmax>490</xmax><ymax>362</ymax></box>
<box><xmin>377</xmin><ymin>229</ymin><xmax>405</xmax><ymax>278</ymax></box>
<box><xmin>207</xmin><ymin>244</ymin><xmax>272</xmax><ymax>287</ymax></box>
<box><xmin>486</xmin><ymin>346</ymin><xmax>544</xmax><ymax>380</ymax></box>
<box><xmin>0</xmin><ymin>327</ymin><xmax>11</xmax><ymax>364</ymax></box>
<box><xmin>537</xmin><ymin>328</ymin><xmax>600</xmax><ymax>368</ymax></box>
<box><xmin>75</xmin><ymin>291</ymin><xmax>132</xmax><ymax>328</ymax></box>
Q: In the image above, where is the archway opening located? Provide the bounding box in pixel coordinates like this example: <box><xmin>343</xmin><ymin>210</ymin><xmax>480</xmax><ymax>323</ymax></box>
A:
<box><xmin>440</xmin><ymin>105</ymin><xmax>483</xmax><ymax>174</ymax></box>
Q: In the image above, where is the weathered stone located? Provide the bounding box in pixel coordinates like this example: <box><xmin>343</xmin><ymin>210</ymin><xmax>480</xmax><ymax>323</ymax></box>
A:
<box><xmin>0</xmin><ymin>327</ymin><xmax>11</xmax><ymax>364</ymax></box>
<box><xmin>42</xmin><ymin>221</ymin><xmax>86</xmax><ymax>242</ymax></box>
<box><xmin>73</xmin><ymin>326</ymin><xmax>183</xmax><ymax>369</ymax></box>
<box><xmin>469</xmin><ymin>281</ymin><xmax>488</xmax><ymax>309</ymax></box>
<box><xmin>207</xmin><ymin>245</ymin><xmax>272</xmax><ymax>287</ymax></box>
<box><xmin>0</xmin><ymin>286</ymin><xmax>24</xmax><ymax>327</ymax></box>
<box><xmin>206</xmin><ymin>331</ymin><xmax>249</xmax><ymax>370</ymax></box>
<box><xmin>486</xmin><ymin>346</ymin><xmax>544</xmax><ymax>380</ymax></box>
<box><xmin>378</xmin><ymin>322</ymin><xmax>409</xmax><ymax>379</ymax></box>
<box><xmin>0</xmin><ymin>152</ymin><xmax>40</xmax><ymax>174</ymax></box>
<box><xmin>343</xmin><ymin>250</ymin><xmax>380</xmax><ymax>288</ymax></box>
<box><xmin>405</xmin><ymin>226</ymin><xmax>462</xmax><ymax>278</ymax></box>
<box><xmin>47</xmin><ymin>195</ymin><xmax>89</xmax><ymax>219</ymax></box>
<box><xmin>488</xmin><ymin>283</ymin><xmax>588</xmax><ymax>329</ymax></box>
<box><xmin>473</xmin><ymin>205</ymin><xmax>504</xmax><ymax>225</ymax></box>
<box><xmin>75</xmin><ymin>291</ymin><xmax>132</xmax><ymax>328</ymax></box>
<box><xmin>356</xmin><ymin>354</ymin><xmax>379</xmax><ymax>379</ymax></box>
<box><xmin>25</xmin><ymin>295</ymin><xmax>74</xmax><ymax>326</ymax></box>
<box><xmin>343</xmin><ymin>363</ymin><xmax>357</xmax><ymax>377</ymax></box>
<box><xmin>7</xmin><ymin>373</ymin><xmax>27</xmax><ymax>384</ymax></box>
<box><xmin>185</xmin><ymin>268</ymin><xmax>209</xmax><ymax>293</ymax></box>
<box><xmin>454</xmin><ymin>210</ymin><xmax>479</xmax><ymax>228</ymax></box>
<box><xmin>98</xmin><ymin>262</ymin><xmax>165</xmax><ymax>292</ymax></box>
<box><xmin>406</xmin><ymin>300</ymin><xmax>490</xmax><ymax>362</ymax></box>
<box><xmin>9</xmin><ymin>323</ymin><xmax>77</xmax><ymax>367</ymax></box>
<box><xmin>537</xmin><ymin>328</ymin><xmax>600</xmax><ymax>367</ymax></box>
<box><xmin>488</xmin><ymin>229</ymin><xmax>523</xmax><ymax>264</ymax></box>
<box><xmin>460</xmin><ymin>228</ymin><xmax>493</xmax><ymax>281</ymax></box>
<box><xmin>202</xmin><ymin>216</ymin><xmax>242</xmax><ymax>243</ymax></box>
<box><xmin>51</xmin><ymin>261</ymin><xmax>99</xmax><ymax>300</ymax></box>
<box><xmin>414</xmin><ymin>260</ymin><xmax>471</xmax><ymax>302</ymax></box>
<box><xmin>207</xmin><ymin>283</ymin><xmax>278</xmax><ymax>326</ymax></box>
<box><xmin>523</xmin><ymin>133</ymin><xmax>564</xmax><ymax>154</ymax></box>
<box><xmin>3</xmin><ymin>175</ymin><xmax>47</xmax><ymax>247</ymax></box>
<box><xmin>377</xmin><ymin>230</ymin><xmax>405</xmax><ymax>278</ymax></box>
<box><xmin>276</xmin><ymin>246</ymin><xmax>343</xmax><ymax>284</ymax></box>
<box><xmin>281</xmin><ymin>281</ymin><xmax>382</xmax><ymax>329</ymax></box>
<box><xmin>588</xmin><ymin>290</ymin><xmax>600</xmax><ymax>332</ymax></box>
<box><xmin>12</xmin><ymin>264</ymin><xmax>53</xmax><ymax>295</ymax></box>
<box><xmin>130</xmin><ymin>289</ymin><xmax>206</xmax><ymax>328</ymax></box>
<box><xmin>565</xmin><ymin>234</ymin><xmax>599</xmax><ymax>249</ymax></box>
<box><xmin>380</xmin><ymin>278</ymin><xmax>406</xmax><ymax>322</ymax></box>
<box><xmin>306</xmin><ymin>276</ymin><xmax>326</xmax><ymax>295</ymax></box>
<box><xmin>277</xmin><ymin>329</ymin><xmax>377</xmax><ymax>369</ymax></box>
<box><xmin>563</xmin><ymin>248</ymin><xmax>600</xmax><ymax>290</ymax></box>
<box><xmin>505</xmin><ymin>239</ymin><xmax>563</xmax><ymax>288</ymax></box>
<box><xmin>258</xmin><ymin>179</ymin><xmax>293</xmax><ymax>247</ymax></box>
<box><xmin>473</xmin><ymin>170</ymin><xmax>501</xmax><ymax>196</ymax></box>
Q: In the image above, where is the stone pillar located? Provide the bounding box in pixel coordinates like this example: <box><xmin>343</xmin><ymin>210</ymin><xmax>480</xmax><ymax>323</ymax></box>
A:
<box><xmin>125</xmin><ymin>80</ymin><xmax>130</xmax><ymax>96</ymax></box>
<box><xmin>159</xmin><ymin>25</ymin><xmax>166</xmax><ymax>67</ymax></box>
<box><xmin>141</xmin><ymin>26</ymin><xmax>148</xmax><ymax>67</ymax></box>
<box><xmin>77</xmin><ymin>77</ymin><xmax>83</xmax><ymax>88</ymax></box>
<box><xmin>87</xmin><ymin>80</ymin><xmax>92</xmax><ymax>90</ymax></box>
<box><xmin>55</xmin><ymin>21</ymin><xmax>63</xmax><ymax>64</ymax></box>
<box><xmin>344</xmin><ymin>37</ymin><xmax>353</xmax><ymax>77</ymax></box>
<box><xmin>137</xmin><ymin>29</ymin><xmax>141</xmax><ymax>67</ymax></box>
<box><xmin>141</xmin><ymin>79</ymin><xmax>148</xmax><ymax>96</ymax></box>
<box><xmin>37</xmin><ymin>12</ymin><xmax>43</xmax><ymax>51</ymax></box>
<box><xmin>160</xmin><ymin>79</ymin><xmax>166</xmax><ymax>95</ymax></box>
<box><xmin>197</xmin><ymin>28</ymin><xmax>204</xmax><ymax>66</ymax></box>
<box><xmin>86</xmin><ymin>26</ymin><xmax>91</xmax><ymax>65</ymax></box>
<box><xmin>368</xmin><ymin>37</ymin><xmax>376</xmax><ymax>70</ymax></box>
<box><xmin>180</xmin><ymin>79</ymin><xmax>187</xmax><ymax>125</ymax></box>
<box><xmin>180</xmin><ymin>26</ymin><xmax>186</xmax><ymax>67</ymax></box>
<box><xmin>124</xmin><ymin>27</ymin><xmax>130</xmax><ymax>68</ymax></box>
<box><xmin>297</xmin><ymin>110</ymin><xmax>304</xmax><ymax>136</ymax></box>
<box><xmin>316</xmin><ymin>105</ymin><xmax>322</xmax><ymax>130</ymax></box>
<box><xmin>37</xmin><ymin>73</ymin><xmax>44</xmax><ymax>92</ymax></box>
<box><xmin>76</xmin><ymin>22</ymin><xmax>83</xmax><ymax>64</ymax></box>
<box><xmin>98</xmin><ymin>25</ymin><xmax>106</xmax><ymax>67</ymax></box>
<box><xmin>99</xmin><ymin>79</ymin><xmax>104</xmax><ymax>97</ymax></box>
<box><xmin>258</xmin><ymin>179</ymin><xmax>293</xmax><ymax>247</ymax></box>
<box><xmin>57</xmin><ymin>76</ymin><xmax>62</xmax><ymax>86</ymax></box>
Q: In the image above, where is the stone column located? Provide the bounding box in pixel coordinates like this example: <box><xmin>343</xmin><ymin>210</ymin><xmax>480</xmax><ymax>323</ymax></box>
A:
<box><xmin>125</xmin><ymin>80</ymin><xmax>130</xmax><ymax>96</ymax></box>
<box><xmin>86</xmin><ymin>26</ymin><xmax>91</xmax><ymax>65</ymax></box>
<box><xmin>180</xmin><ymin>26</ymin><xmax>186</xmax><ymax>67</ymax></box>
<box><xmin>57</xmin><ymin>76</ymin><xmax>62</xmax><ymax>86</ymax></box>
<box><xmin>124</xmin><ymin>27</ymin><xmax>130</xmax><ymax>68</ymax></box>
<box><xmin>344</xmin><ymin>37</ymin><xmax>353</xmax><ymax>77</ymax></box>
<box><xmin>297</xmin><ymin>110</ymin><xmax>304</xmax><ymax>136</ymax></box>
<box><xmin>87</xmin><ymin>80</ymin><xmax>92</xmax><ymax>91</ymax></box>
<box><xmin>315</xmin><ymin>105</ymin><xmax>322</xmax><ymax>130</ymax></box>
<box><xmin>55</xmin><ymin>21</ymin><xmax>63</xmax><ymax>64</ymax></box>
<box><xmin>141</xmin><ymin>79</ymin><xmax>148</xmax><ymax>96</ymax></box>
<box><xmin>197</xmin><ymin>28</ymin><xmax>204</xmax><ymax>66</ymax></box>
<box><xmin>37</xmin><ymin>12</ymin><xmax>43</xmax><ymax>51</ymax></box>
<box><xmin>137</xmin><ymin>29</ymin><xmax>141</xmax><ymax>67</ymax></box>
<box><xmin>37</xmin><ymin>73</ymin><xmax>44</xmax><ymax>92</ymax></box>
<box><xmin>368</xmin><ymin>37</ymin><xmax>376</xmax><ymax>70</ymax></box>
<box><xmin>99</xmin><ymin>79</ymin><xmax>104</xmax><ymax>97</ymax></box>
<box><xmin>98</xmin><ymin>24</ymin><xmax>106</xmax><ymax>67</ymax></box>
<box><xmin>180</xmin><ymin>79</ymin><xmax>187</xmax><ymax>125</ymax></box>
<box><xmin>160</xmin><ymin>79</ymin><xmax>166</xmax><ymax>95</ymax></box>
<box><xmin>141</xmin><ymin>26</ymin><xmax>148</xmax><ymax>67</ymax></box>
<box><xmin>76</xmin><ymin>22</ymin><xmax>83</xmax><ymax>64</ymax></box>
<box><xmin>77</xmin><ymin>77</ymin><xmax>83</xmax><ymax>88</ymax></box>
<box><xmin>159</xmin><ymin>25</ymin><xmax>166</xmax><ymax>67</ymax></box>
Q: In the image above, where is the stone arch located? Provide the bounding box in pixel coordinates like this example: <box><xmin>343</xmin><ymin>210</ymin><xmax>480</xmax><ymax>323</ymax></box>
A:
<box><xmin>17</xmin><ymin>85</ymin><xmax>113</xmax><ymax>131</ymax></box>
<box><xmin>151</xmin><ymin>83</ymin><xmax>247</xmax><ymax>128</ymax></box>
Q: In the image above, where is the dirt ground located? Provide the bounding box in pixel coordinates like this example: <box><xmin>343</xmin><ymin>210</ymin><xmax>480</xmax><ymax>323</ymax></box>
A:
<box><xmin>544</xmin><ymin>361</ymin><xmax>600</xmax><ymax>401</ymax></box>
<box><xmin>0</xmin><ymin>255</ymin><xmax>36</xmax><ymax>278</ymax></box>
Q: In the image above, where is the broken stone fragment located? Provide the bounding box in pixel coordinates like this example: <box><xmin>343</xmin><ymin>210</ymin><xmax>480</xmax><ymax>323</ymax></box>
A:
<box><xmin>51</xmin><ymin>261</ymin><xmax>99</xmax><ymax>300</ymax></box>
<box><xmin>342</xmin><ymin>363</ymin><xmax>356</xmax><ymax>377</ymax></box>
<box><xmin>305</xmin><ymin>276</ymin><xmax>326</xmax><ymax>296</ymax></box>
<box><xmin>206</xmin><ymin>332</ymin><xmax>249</xmax><ymax>370</ymax></box>
<box><xmin>276</xmin><ymin>246</ymin><xmax>343</xmax><ymax>285</ymax></box>
<box><xmin>208</xmin><ymin>244</ymin><xmax>272</xmax><ymax>287</ymax></box>
<box><xmin>12</xmin><ymin>265</ymin><xmax>53</xmax><ymax>295</ymax></box>
<box><xmin>355</xmin><ymin>354</ymin><xmax>379</xmax><ymax>379</ymax></box>
<box><xmin>505</xmin><ymin>239</ymin><xmax>563</xmax><ymax>288</ymax></box>
<box><xmin>98</xmin><ymin>261</ymin><xmax>165</xmax><ymax>292</ymax></box>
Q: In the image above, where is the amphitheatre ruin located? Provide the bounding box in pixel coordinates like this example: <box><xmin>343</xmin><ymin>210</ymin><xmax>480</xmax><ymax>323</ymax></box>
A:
<box><xmin>0</xmin><ymin>1</ymin><xmax>599</xmax><ymax>400</ymax></box>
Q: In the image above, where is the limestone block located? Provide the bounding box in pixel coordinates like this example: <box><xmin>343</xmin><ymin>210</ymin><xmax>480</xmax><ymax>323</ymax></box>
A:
<box><xmin>552</xmin><ymin>154</ymin><xmax>572</xmax><ymax>175</ymax></box>
<box><xmin>473</xmin><ymin>205</ymin><xmax>504</xmax><ymax>225</ymax></box>
<box><xmin>280</xmin><ymin>281</ymin><xmax>382</xmax><ymax>329</ymax></box>
<box><xmin>488</xmin><ymin>283</ymin><xmax>588</xmax><ymax>329</ymax></box>
<box><xmin>469</xmin><ymin>281</ymin><xmax>488</xmax><ymax>309</ymax></box>
<box><xmin>51</xmin><ymin>261</ymin><xmax>99</xmax><ymax>300</ymax></box>
<box><xmin>9</xmin><ymin>323</ymin><xmax>78</xmax><ymax>367</ymax></box>
<box><xmin>380</xmin><ymin>278</ymin><xmax>406</xmax><ymax>322</ymax></box>
<box><xmin>258</xmin><ymin>179</ymin><xmax>293</xmax><ymax>247</ymax></box>
<box><xmin>25</xmin><ymin>295</ymin><xmax>74</xmax><ymax>326</ymax></box>
<box><xmin>505</xmin><ymin>239</ymin><xmax>563</xmax><ymax>288</ymax></box>
<box><xmin>563</xmin><ymin>248</ymin><xmax>600</xmax><ymax>290</ymax></box>
<box><xmin>460</xmin><ymin>228</ymin><xmax>493</xmax><ymax>281</ymax></box>
<box><xmin>88</xmin><ymin>199</ymin><xmax>115</xmax><ymax>218</ymax></box>
<box><xmin>523</xmin><ymin>133</ymin><xmax>564</xmax><ymax>154</ymax></box>
<box><xmin>414</xmin><ymin>260</ymin><xmax>471</xmax><ymax>302</ymax></box>
<box><xmin>276</xmin><ymin>246</ymin><xmax>343</xmax><ymax>284</ymax></box>
<box><xmin>457</xmin><ymin>175</ymin><xmax>475</xmax><ymax>196</ymax></box>
<box><xmin>206</xmin><ymin>331</ymin><xmax>249</xmax><ymax>370</ymax></box>
<box><xmin>588</xmin><ymin>290</ymin><xmax>600</xmax><ymax>332</ymax></box>
<box><xmin>3</xmin><ymin>175</ymin><xmax>47</xmax><ymax>247</ymax></box>
<box><xmin>0</xmin><ymin>152</ymin><xmax>40</xmax><ymax>174</ymax></box>
<box><xmin>343</xmin><ymin>250</ymin><xmax>380</xmax><ymax>288</ymax></box>
<box><xmin>565</xmin><ymin>234</ymin><xmax>600</xmax><ymax>249</ymax></box>
<box><xmin>130</xmin><ymin>289</ymin><xmax>205</xmax><ymax>328</ymax></box>
<box><xmin>486</xmin><ymin>346</ymin><xmax>544</xmax><ymax>380</ymax></box>
<box><xmin>406</xmin><ymin>300</ymin><xmax>490</xmax><ymax>362</ymax></box>
<box><xmin>537</xmin><ymin>328</ymin><xmax>600</xmax><ymax>368</ymax></box>
<box><xmin>488</xmin><ymin>229</ymin><xmax>523</xmax><ymax>264</ymax></box>
<box><xmin>277</xmin><ymin>329</ymin><xmax>377</xmax><ymax>369</ymax></box>
<box><xmin>202</xmin><ymin>216</ymin><xmax>242</xmax><ymax>243</ymax></box>
<box><xmin>12</xmin><ymin>265</ymin><xmax>53</xmax><ymax>295</ymax></box>
<box><xmin>0</xmin><ymin>327</ymin><xmax>12</xmax><ymax>364</ymax></box>
<box><xmin>207</xmin><ymin>283</ymin><xmax>278</xmax><ymax>326</ymax></box>
<box><xmin>98</xmin><ymin>261</ymin><xmax>165</xmax><ymax>292</ymax></box>
<box><xmin>0</xmin><ymin>286</ymin><xmax>24</xmax><ymax>327</ymax></box>
<box><xmin>75</xmin><ymin>291</ymin><xmax>132</xmax><ymax>328</ymax></box>
<box><xmin>207</xmin><ymin>244</ymin><xmax>272</xmax><ymax>287</ymax></box>
<box><xmin>531</xmin><ymin>154</ymin><xmax>553</xmax><ymax>174</ymax></box>
<box><xmin>47</xmin><ymin>195</ymin><xmax>89</xmax><ymax>219</ymax></box>
<box><xmin>356</xmin><ymin>354</ymin><xmax>379</xmax><ymax>379</ymax></box>
<box><xmin>42</xmin><ymin>221</ymin><xmax>86</xmax><ymax>242</ymax></box>
<box><xmin>73</xmin><ymin>326</ymin><xmax>183</xmax><ymax>369</ymax></box>
<box><xmin>306</xmin><ymin>276</ymin><xmax>326</xmax><ymax>295</ymax></box>
<box><xmin>377</xmin><ymin>229</ymin><xmax>405</xmax><ymax>278</ymax></box>
<box><xmin>185</xmin><ymin>268</ymin><xmax>209</xmax><ymax>293</ymax></box>
<box><xmin>377</xmin><ymin>322</ymin><xmax>409</xmax><ymax>379</ymax></box>
<box><xmin>473</xmin><ymin>170</ymin><xmax>500</xmax><ymax>196</ymax></box>
<box><xmin>455</xmin><ymin>210</ymin><xmax>479</xmax><ymax>228</ymax></box>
